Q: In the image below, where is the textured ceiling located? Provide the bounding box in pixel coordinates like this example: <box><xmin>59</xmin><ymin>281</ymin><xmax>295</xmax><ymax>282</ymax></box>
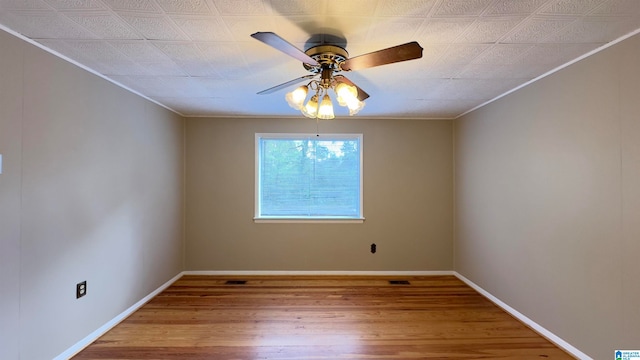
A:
<box><xmin>1</xmin><ymin>0</ymin><xmax>640</xmax><ymax>119</ymax></box>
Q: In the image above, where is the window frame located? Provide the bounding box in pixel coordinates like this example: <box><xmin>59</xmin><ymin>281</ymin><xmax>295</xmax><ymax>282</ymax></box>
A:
<box><xmin>254</xmin><ymin>133</ymin><xmax>364</xmax><ymax>223</ymax></box>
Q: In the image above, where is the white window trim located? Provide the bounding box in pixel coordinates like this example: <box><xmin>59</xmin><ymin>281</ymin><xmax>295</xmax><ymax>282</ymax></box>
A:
<box><xmin>254</xmin><ymin>133</ymin><xmax>364</xmax><ymax>223</ymax></box>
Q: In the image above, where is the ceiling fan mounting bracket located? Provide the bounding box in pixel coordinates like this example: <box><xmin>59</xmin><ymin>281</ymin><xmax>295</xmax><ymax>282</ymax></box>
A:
<box><xmin>303</xmin><ymin>44</ymin><xmax>349</xmax><ymax>73</ymax></box>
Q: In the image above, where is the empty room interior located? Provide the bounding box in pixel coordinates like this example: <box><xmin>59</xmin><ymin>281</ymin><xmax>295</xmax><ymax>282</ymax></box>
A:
<box><xmin>1</xmin><ymin>1</ymin><xmax>640</xmax><ymax>359</ymax></box>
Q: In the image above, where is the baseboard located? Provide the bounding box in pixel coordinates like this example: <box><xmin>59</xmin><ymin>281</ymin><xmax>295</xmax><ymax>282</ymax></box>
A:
<box><xmin>54</xmin><ymin>272</ymin><xmax>184</xmax><ymax>360</ymax></box>
<box><xmin>183</xmin><ymin>270</ymin><xmax>455</xmax><ymax>276</ymax></box>
<box><xmin>454</xmin><ymin>272</ymin><xmax>591</xmax><ymax>360</ymax></box>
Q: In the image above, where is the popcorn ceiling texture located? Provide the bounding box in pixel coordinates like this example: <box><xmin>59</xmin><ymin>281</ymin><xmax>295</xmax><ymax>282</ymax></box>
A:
<box><xmin>1</xmin><ymin>0</ymin><xmax>639</xmax><ymax>118</ymax></box>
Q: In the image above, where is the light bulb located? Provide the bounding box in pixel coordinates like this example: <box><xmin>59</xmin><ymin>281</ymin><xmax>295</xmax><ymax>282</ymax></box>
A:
<box><xmin>285</xmin><ymin>85</ymin><xmax>308</xmax><ymax>110</ymax></box>
<box><xmin>317</xmin><ymin>93</ymin><xmax>335</xmax><ymax>120</ymax></box>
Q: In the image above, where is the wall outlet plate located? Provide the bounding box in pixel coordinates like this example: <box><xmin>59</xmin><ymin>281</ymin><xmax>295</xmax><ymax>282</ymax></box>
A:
<box><xmin>76</xmin><ymin>281</ymin><xmax>87</xmax><ymax>299</ymax></box>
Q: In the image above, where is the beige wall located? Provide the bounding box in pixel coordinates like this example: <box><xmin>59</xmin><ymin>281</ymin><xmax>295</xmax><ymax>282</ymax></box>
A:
<box><xmin>186</xmin><ymin>118</ymin><xmax>453</xmax><ymax>271</ymax></box>
<box><xmin>0</xmin><ymin>29</ymin><xmax>23</xmax><ymax>360</ymax></box>
<box><xmin>455</xmin><ymin>34</ymin><xmax>640</xmax><ymax>359</ymax></box>
<box><xmin>0</xmin><ymin>29</ymin><xmax>185</xmax><ymax>360</ymax></box>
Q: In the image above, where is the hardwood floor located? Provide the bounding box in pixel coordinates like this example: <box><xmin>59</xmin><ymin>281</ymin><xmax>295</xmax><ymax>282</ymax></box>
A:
<box><xmin>73</xmin><ymin>275</ymin><xmax>574</xmax><ymax>359</ymax></box>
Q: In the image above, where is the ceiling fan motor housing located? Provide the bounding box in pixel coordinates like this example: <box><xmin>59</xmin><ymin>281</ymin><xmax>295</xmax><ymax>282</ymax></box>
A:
<box><xmin>303</xmin><ymin>44</ymin><xmax>349</xmax><ymax>73</ymax></box>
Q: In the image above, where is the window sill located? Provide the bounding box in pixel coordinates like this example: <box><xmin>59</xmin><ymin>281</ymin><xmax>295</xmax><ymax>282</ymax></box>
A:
<box><xmin>254</xmin><ymin>217</ymin><xmax>365</xmax><ymax>224</ymax></box>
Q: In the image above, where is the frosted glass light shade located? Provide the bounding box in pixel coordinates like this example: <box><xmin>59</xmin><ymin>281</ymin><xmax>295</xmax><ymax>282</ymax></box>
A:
<box><xmin>301</xmin><ymin>94</ymin><xmax>319</xmax><ymax>118</ymax></box>
<box><xmin>317</xmin><ymin>94</ymin><xmax>335</xmax><ymax>119</ymax></box>
<box><xmin>347</xmin><ymin>99</ymin><xmax>365</xmax><ymax>116</ymax></box>
<box><xmin>285</xmin><ymin>86</ymin><xmax>308</xmax><ymax>110</ymax></box>
<box><xmin>335</xmin><ymin>82</ymin><xmax>358</xmax><ymax>107</ymax></box>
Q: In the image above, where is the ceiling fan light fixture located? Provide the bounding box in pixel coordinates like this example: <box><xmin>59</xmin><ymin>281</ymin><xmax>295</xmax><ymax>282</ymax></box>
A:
<box><xmin>252</xmin><ymin>32</ymin><xmax>422</xmax><ymax>119</ymax></box>
<box><xmin>317</xmin><ymin>93</ymin><xmax>335</xmax><ymax>120</ymax></box>
<box><xmin>285</xmin><ymin>85</ymin><xmax>308</xmax><ymax>110</ymax></box>
<box><xmin>301</xmin><ymin>94</ymin><xmax>319</xmax><ymax>118</ymax></box>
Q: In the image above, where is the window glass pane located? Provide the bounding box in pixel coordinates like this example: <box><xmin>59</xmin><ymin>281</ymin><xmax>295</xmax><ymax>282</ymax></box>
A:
<box><xmin>257</xmin><ymin>134</ymin><xmax>362</xmax><ymax>219</ymax></box>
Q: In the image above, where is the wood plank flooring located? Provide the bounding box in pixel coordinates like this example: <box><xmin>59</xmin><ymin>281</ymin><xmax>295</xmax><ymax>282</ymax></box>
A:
<box><xmin>72</xmin><ymin>275</ymin><xmax>575</xmax><ymax>359</ymax></box>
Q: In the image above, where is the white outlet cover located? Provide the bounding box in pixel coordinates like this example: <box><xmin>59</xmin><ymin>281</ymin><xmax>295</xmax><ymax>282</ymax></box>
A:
<box><xmin>0</xmin><ymin>154</ymin><xmax>3</xmax><ymax>174</ymax></box>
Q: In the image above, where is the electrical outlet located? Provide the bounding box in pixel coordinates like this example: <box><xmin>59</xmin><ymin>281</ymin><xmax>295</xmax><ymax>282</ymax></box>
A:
<box><xmin>371</xmin><ymin>243</ymin><xmax>377</xmax><ymax>254</ymax></box>
<box><xmin>76</xmin><ymin>281</ymin><xmax>87</xmax><ymax>299</ymax></box>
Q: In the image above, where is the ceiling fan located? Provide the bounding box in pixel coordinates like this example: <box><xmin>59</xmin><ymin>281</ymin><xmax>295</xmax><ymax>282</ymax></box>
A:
<box><xmin>251</xmin><ymin>32</ymin><xmax>423</xmax><ymax>119</ymax></box>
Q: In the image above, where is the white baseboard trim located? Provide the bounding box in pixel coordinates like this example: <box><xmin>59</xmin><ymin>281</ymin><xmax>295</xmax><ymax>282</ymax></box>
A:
<box><xmin>454</xmin><ymin>272</ymin><xmax>591</xmax><ymax>360</ymax></box>
<box><xmin>183</xmin><ymin>270</ymin><xmax>455</xmax><ymax>276</ymax></box>
<box><xmin>54</xmin><ymin>272</ymin><xmax>184</xmax><ymax>360</ymax></box>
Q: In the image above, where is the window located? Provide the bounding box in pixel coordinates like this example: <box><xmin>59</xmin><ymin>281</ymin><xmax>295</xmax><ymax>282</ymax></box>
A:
<box><xmin>255</xmin><ymin>133</ymin><xmax>363</xmax><ymax>222</ymax></box>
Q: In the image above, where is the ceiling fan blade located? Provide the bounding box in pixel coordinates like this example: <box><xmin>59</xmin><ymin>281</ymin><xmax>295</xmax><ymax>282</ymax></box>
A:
<box><xmin>257</xmin><ymin>74</ymin><xmax>316</xmax><ymax>95</ymax></box>
<box><xmin>341</xmin><ymin>41</ymin><xmax>423</xmax><ymax>71</ymax></box>
<box><xmin>334</xmin><ymin>75</ymin><xmax>370</xmax><ymax>101</ymax></box>
<box><xmin>251</xmin><ymin>32</ymin><xmax>320</xmax><ymax>66</ymax></box>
